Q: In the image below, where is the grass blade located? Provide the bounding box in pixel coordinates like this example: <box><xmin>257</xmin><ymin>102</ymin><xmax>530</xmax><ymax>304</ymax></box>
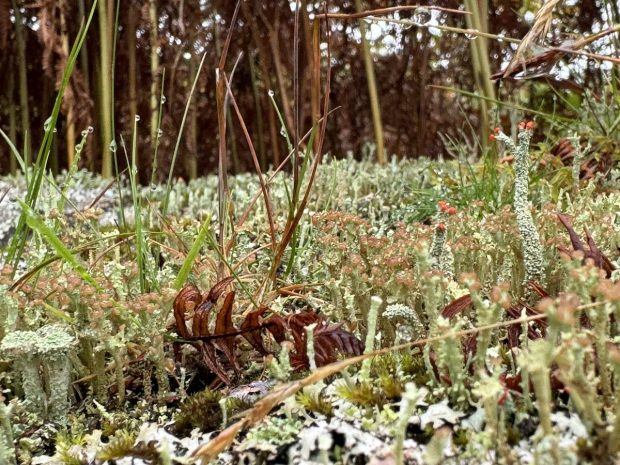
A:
<box><xmin>16</xmin><ymin>199</ymin><xmax>99</xmax><ymax>289</ymax></box>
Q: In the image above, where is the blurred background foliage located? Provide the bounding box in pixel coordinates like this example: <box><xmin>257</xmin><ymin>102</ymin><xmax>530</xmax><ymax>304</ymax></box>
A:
<box><xmin>0</xmin><ymin>0</ymin><xmax>613</xmax><ymax>181</ymax></box>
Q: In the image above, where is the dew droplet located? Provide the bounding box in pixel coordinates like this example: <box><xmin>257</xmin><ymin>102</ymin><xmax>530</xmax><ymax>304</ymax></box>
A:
<box><xmin>497</xmin><ymin>34</ymin><xmax>505</xmax><ymax>43</ymax></box>
<box><xmin>75</xmin><ymin>144</ymin><xmax>82</xmax><ymax>152</ymax></box>
<box><xmin>157</xmin><ymin>129</ymin><xmax>164</xmax><ymax>138</ymax></box>
<box><xmin>465</xmin><ymin>30</ymin><xmax>479</xmax><ymax>40</ymax></box>
<box><xmin>279</xmin><ymin>126</ymin><xmax>287</xmax><ymax>137</ymax></box>
<box><xmin>150</xmin><ymin>183</ymin><xmax>158</xmax><ymax>191</ymax></box>
<box><xmin>109</xmin><ymin>140</ymin><xmax>117</xmax><ymax>153</ymax></box>
<box><xmin>161</xmin><ymin>96</ymin><xmax>167</xmax><ymax>105</ymax></box>
<box><xmin>81</xmin><ymin>130</ymin><xmax>88</xmax><ymax>137</ymax></box>
<box><xmin>87</xmin><ymin>126</ymin><xmax>94</xmax><ymax>133</ymax></box>
<box><xmin>135</xmin><ymin>115</ymin><xmax>141</xmax><ymax>122</ymax></box>
<box><xmin>267</xmin><ymin>89</ymin><xmax>275</xmax><ymax>97</ymax></box>
<box><xmin>413</xmin><ymin>6</ymin><xmax>432</xmax><ymax>25</ymax></box>
<box><xmin>43</xmin><ymin>117</ymin><xmax>52</xmax><ymax>132</ymax></box>
<box><xmin>53</xmin><ymin>128</ymin><xmax>58</xmax><ymax>133</ymax></box>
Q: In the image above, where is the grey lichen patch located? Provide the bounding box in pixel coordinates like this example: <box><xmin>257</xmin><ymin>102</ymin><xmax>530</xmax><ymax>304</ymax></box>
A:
<box><xmin>1</xmin><ymin>325</ymin><xmax>75</xmax><ymax>422</ymax></box>
<box><xmin>36</xmin><ymin>325</ymin><xmax>76</xmax><ymax>423</ymax></box>
<box><xmin>495</xmin><ymin>124</ymin><xmax>545</xmax><ymax>288</ymax></box>
<box><xmin>0</xmin><ymin>330</ymin><xmax>46</xmax><ymax>416</ymax></box>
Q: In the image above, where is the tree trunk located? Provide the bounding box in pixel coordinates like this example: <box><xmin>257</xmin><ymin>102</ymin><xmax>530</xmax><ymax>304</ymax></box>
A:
<box><xmin>8</xmin><ymin>56</ymin><xmax>17</xmax><ymax>174</ymax></box>
<box><xmin>60</xmin><ymin>4</ymin><xmax>76</xmax><ymax>167</ymax></box>
<box><xmin>12</xmin><ymin>0</ymin><xmax>32</xmax><ymax>165</ymax></box>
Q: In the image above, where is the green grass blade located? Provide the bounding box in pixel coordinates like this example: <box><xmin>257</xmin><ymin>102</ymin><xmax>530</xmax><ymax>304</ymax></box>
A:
<box><xmin>6</xmin><ymin>0</ymin><xmax>98</xmax><ymax>269</ymax></box>
<box><xmin>0</xmin><ymin>127</ymin><xmax>27</xmax><ymax>175</ymax></box>
<box><xmin>17</xmin><ymin>199</ymin><xmax>100</xmax><ymax>289</ymax></box>
<box><xmin>173</xmin><ymin>215</ymin><xmax>211</xmax><ymax>290</ymax></box>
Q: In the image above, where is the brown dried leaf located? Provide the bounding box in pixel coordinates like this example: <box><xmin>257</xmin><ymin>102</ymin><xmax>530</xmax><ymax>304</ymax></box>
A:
<box><xmin>263</xmin><ymin>315</ymin><xmax>287</xmax><ymax>343</ymax></box>
<box><xmin>240</xmin><ymin>307</ymin><xmax>270</xmax><ymax>355</ymax></box>
<box><xmin>173</xmin><ymin>284</ymin><xmax>202</xmax><ymax>339</ymax></box>
<box><xmin>214</xmin><ymin>291</ymin><xmax>240</xmax><ymax>372</ymax></box>
<box><xmin>441</xmin><ymin>294</ymin><xmax>473</xmax><ymax>319</ymax></box>
<box><xmin>558</xmin><ymin>214</ymin><xmax>586</xmax><ymax>253</ymax></box>
<box><xmin>558</xmin><ymin>213</ymin><xmax>616</xmax><ymax>278</ymax></box>
<box><xmin>313</xmin><ymin>323</ymin><xmax>364</xmax><ymax>366</ymax></box>
<box><xmin>192</xmin><ymin>300</ymin><xmax>214</xmax><ymax>338</ymax></box>
<box><xmin>199</xmin><ymin>343</ymin><xmax>230</xmax><ymax>385</ymax></box>
<box><xmin>206</xmin><ymin>276</ymin><xmax>235</xmax><ymax>303</ymax></box>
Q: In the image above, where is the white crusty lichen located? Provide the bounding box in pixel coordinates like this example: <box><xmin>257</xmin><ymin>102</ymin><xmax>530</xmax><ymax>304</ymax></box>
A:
<box><xmin>493</xmin><ymin>122</ymin><xmax>545</xmax><ymax>288</ymax></box>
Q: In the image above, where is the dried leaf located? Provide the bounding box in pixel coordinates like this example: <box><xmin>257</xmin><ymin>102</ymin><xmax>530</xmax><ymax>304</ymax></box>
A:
<box><xmin>214</xmin><ymin>291</ymin><xmax>240</xmax><ymax>372</ymax></box>
<box><xmin>240</xmin><ymin>307</ymin><xmax>270</xmax><ymax>355</ymax></box>
<box><xmin>192</xmin><ymin>300</ymin><xmax>214</xmax><ymax>338</ymax></box>
<box><xmin>558</xmin><ymin>213</ymin><xmax>616</xmax><ymax>278</ymax></box>
<box><xmin>206</xmin><ymin>276</ymin><xmax>235</xmax><ymax>303</ymax></box>
<box><xmin>173</xmin><ymin>284</ymin><xmax>202</xmax><ymax>339</ymax></box>
<box><xmin>313</xmin><ymin>323</ymin><xmax>364</xmax><ymax>366</ymax></box>
<box><xmin>199</xmin><ymin>343</ymin><xmax>230</xmax><ymax>385</ymax></box>
<box><xmin>441</xmin><ymin>294</ymin><xmax>473</xmax><ymax>319</ymax></box>
<box><xmin>263</xmin><ymin>315</ymin><xmax>287</xmax><ymax>343</ymax></box>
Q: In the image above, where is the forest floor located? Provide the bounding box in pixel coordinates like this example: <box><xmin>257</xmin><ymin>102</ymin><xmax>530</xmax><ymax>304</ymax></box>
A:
<box><xmin>1</xmin><ymin>144</ymin><xmax>620</xmax><ymax>464</ymax></box>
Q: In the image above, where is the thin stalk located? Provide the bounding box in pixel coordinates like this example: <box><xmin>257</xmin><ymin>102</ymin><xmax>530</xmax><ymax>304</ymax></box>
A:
<box><xmin>12</xmin><ymin>0</ymin><xmax>31</xmax><ymax>166</ymax></box>
<box><xmin>98</xmin><ymin>0</ymin><xmax>113</xmax><ymax>177</ymax></box>
<box><xmin>464</xmin><ymin>0</ymin><xmax>495</xmax><ymax>155</ymax></box>
<box><xmin>124</xmin><ymin>120</ymin><xmax>147</xmax><ymax>293</ymax></box>
<box><xmin>149</xmin><ymin>0</ymin><xmax>161</xmax><ymax>160</ymax></box>
<box><xmin>150</xmin><ymin>70</ymin><xmax>166</xmax><ymax>185</ymax></box>
<box><xmin>248</xmin><ymin>52</ymin><xmax>266</xmax><ymax>169</ymax></box>
<box><xmin>162</xmin><ymin>52</ymin><xmax>208</xmax><ymax>217</ymax></box>
<box><xmin>355</xmin><ymin>0</ymin><xmax>386</xmax><ymax>164</ymax></box>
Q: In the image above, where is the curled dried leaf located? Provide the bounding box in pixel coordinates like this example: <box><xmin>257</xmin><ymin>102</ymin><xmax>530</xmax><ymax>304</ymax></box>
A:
<box><xmin>173</xmin><ymin>284</ymin><xmax>203</xmax><ymax>339</ymax></box>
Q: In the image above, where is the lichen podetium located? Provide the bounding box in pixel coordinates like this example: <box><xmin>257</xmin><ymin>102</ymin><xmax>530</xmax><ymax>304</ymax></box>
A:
<box><xmin>492</xmin><ymin>122</ymin><xmax>545</xmax><ymax>290</ymax></box>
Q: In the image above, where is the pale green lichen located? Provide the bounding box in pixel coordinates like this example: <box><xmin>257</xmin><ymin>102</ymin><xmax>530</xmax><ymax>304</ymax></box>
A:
<box><xmin>35</xmin><ymin>324</ymin><xmax>76</xmax><ymax>423</ymax></box>
<box><xmin>0</xmin><ymin>330</ymin><xmax>46</xmax><ymax>416</ymax></box>
<box><xmin>0</xmin><ymin>396</ymin><xmax>16</xmax><ymax>465</ymax></box>
<box><xmin>494</xmin><ymin>124</ymin><xmax>545</xmax><ymax>288</ymax></box>
<box><xmin>1</xmin><ymin>325</ymin><xmax>75</xmax><ymax>422</ymax></box>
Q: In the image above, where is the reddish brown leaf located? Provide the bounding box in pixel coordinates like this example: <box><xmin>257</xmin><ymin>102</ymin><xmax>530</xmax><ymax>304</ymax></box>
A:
<box><xmin>528</xmin><ymin>281</ymin><xmax>550</xmax><ymax>299</ymax></box>
<box><xmin>206</xmin><ymin>276</ymin><xmax>235</xmax><ymax>303</ymax></box>
<box><xmin>441</xmin><ymin>294</ymin><xmax>473</xmax><ymax>319</ymax></box>
<box><xmin>263</xmin><ymin>315</ymin><xmax>287</xmax><ymax>343</ymax></box>
<box><xmin>200</xmin><ymin>343</ymin><xmax>230</xmax><ymax>385</ymax></box>
<box><xmin>313</xmin><ymin>323</ymin><xmax>364</xmax><ymax>366</ymax></box>
<box><xmin>558</xmin><ymin>213</ymin><xmax>586</xmax><ymax>254</ymax></box>
<box><xmin>584</xmin><ymin>228</ymin><xmax>615</xmax><ymax>277</ymax></box>
<box><xmin>558</xmin><ymin>213</ymin><xmax>616</xmax><ymax>278</ymax></box>
<box><xmin>240</xmin><ymin>306</ymin><xmax>270</xmax><ymax>355</ymax></box>
<box><xmin>192</xmin><ymin>300</ymin><xmax>214</xmax><ymax>338</ymax></box>
<box><xmin>214</xmin><ymin>291</ymin><xmax>240</xmax><ymax>372</ymax></box>
<box><xmin>173</xmin><ymin>284</ymin><xmax>202</xmax><ymax>339</ymax></box>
